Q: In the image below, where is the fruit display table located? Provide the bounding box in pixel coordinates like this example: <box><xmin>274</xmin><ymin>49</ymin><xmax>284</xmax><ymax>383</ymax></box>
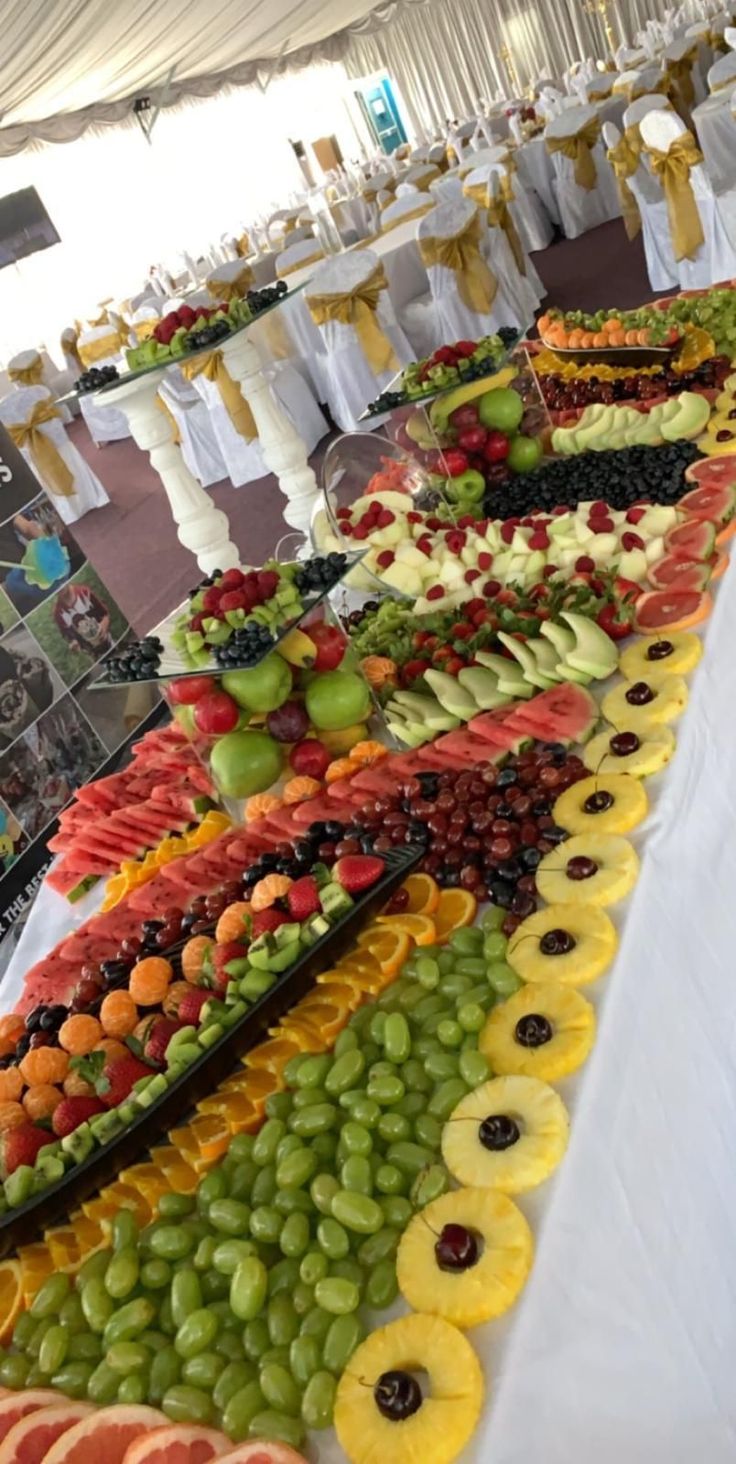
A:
<box><xmin>0</xmin><ymin>304</ymin><xmax>734</xmax><ymax>1464</ymax></box>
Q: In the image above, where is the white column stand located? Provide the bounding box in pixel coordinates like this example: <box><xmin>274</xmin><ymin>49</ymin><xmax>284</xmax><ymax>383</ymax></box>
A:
<box><xmin>100</xmin><ymin>369</ymin><xmax>240</xmax><ymax>574</ymax></box>
<box><xmin>220</xmin><ymin>329</ymin><xmax>320</xmax><ymax>537</ymax></box>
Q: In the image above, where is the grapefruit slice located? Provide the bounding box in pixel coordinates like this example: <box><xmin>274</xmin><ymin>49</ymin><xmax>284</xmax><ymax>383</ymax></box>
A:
<box><xmin>217</xmin><ymin>1446</ymin><xmax>309</xmax><ymax>1463</ymax></box>
<box><xmin>0</xmin><ymin>1402</ymin><xmax>93</xmax><ymax>1464</ymax></box>
<box><xmin>708</xmin><ymin>552</ymin><xmax>728</xmax><ymax>581</ymax></box>
<box><xmin>0</xmin><ymin>1395</ymin><xmax>62</xmax><ymax>1445</ymax></box>
<box><xmin>42</xmin><ymin>1406</ymin><xmax>167</xmax><ymax>1464</ymax></box>
<box><xmin>647</xmin><ymin>556</ymin><xmax>711</xmax><ymax>590</ymax></box>
<box><xmin>634</xmin><ymin>588</ymin><xmax>712</xmax><ymax>633</ymax></box>
<box><xmin>122</xmin><ymin>1425</ymin><xmax>231</xmax><ymax>1464</ymax></box>
<box><xmin>664</xmin><ymin>519</ymin><xmax>716</xmax><ymax>558</ymax></box>
<box><xmin>683</xmin><ymin>456</ymin><xmax>736</xmax><ymax>490</ymax></box>
<box><xmin>679</xmin><ymin>479</ymin><xmax>736</xmax><ymax>527</ymax></box>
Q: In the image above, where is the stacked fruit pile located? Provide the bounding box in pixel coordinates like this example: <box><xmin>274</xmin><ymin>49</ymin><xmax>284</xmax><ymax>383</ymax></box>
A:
<box><xmin>365</xmin><ymin>331</ymin><xmax>517</xmax><ymax>415</ymax></box>
<box><xmin>124</xmin><ymin>285</ymin><xmax>289</xmax><ymax>373</ymax></box>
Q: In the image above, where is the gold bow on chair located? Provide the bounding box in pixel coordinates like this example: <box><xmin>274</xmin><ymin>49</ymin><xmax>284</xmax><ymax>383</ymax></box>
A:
<box><xmin>588</xmin><ymin>84</ymin><xmax>613</xmax><ymax>101</ymax></box>
<box><xmin>419</xmin><ymin>212</ymin><xmax>498</xmax><ymax>314</ymax></box>
<box><xmin>9</xmin><ymin>354</ymin><xmax>44</xmax><ymax>386</ymax></box>
<box><xmin>486</xmin><ymin>195</ymin><xmax>527</xmax><ymax>276</ymax></box>
<box><xmin>207</xmin><ymin>265</ymin><xmax>254</xmax><ymax>302</ymax></box>
<box><xmin>306</xmin><ymin>263</ymin><xmax>399</xmax><ymax>374</ymax></box>
<box><xmin>644</xmin><ymin>130</ymin><xmax>705</xmax><ymax>261</ymax></box>
<box><xmin>78</xmin><ymin>331</ymin><xmax>122</xmax><ymax>367</ymax></box>
<box><xmin>362</xmin><ymin>179</ymin><xmax>397</xmax><ymax>207</ymax></box>
<box><xmin>236</xmin><ymin>231</ymin><xmax>252</xmax><ymax>258</ymax></box>
<box><xmin>630</xmin><ymin>78</ymin><xmax>670</xmax><ymax>102</ymax></box>
<box><xmin>709</xmin><ymin>30</ymin><xmax>730</xmax><ymax>53</ymax></box>
<box><xmin>61</xmin><ymin>331</ymin><xmax>82</xmax><ymax>370</ymax></box>
<box><xmin>181</xmin><ymin>352</ymin><xmax>258</xmax><ymax>440</ymax></box>
<box><xmin>546</xmin><ymin>117</ymin><xmax>602</xmax><ymax>190</ymax></box>
<box><xmin>90</xmin><ymin>310</ymin><xmax>110</xmax><ymax>328</ymax></box>
<box><xmin>664</xmin><ymin>46</ymin><xmax>698</xmax><ymax>109</ymax></box>
<box><xmin>607</xmin><ymin>128</ymin><xmax>643</xmax><ymax>240</ymax></box>
<box><xmin>7</xmin><ymin>400</ymin><xmax>74</xmax><ymax>498</ymax></box>
<box><xmin>411</xmin><ymin>166</ymin><xmax>441</xmax><ymax>192</ymax></box>
<box><xmin>155</xmin><ymin>393</ymin><xmax>181</xmax><ymax>445</ymax></box>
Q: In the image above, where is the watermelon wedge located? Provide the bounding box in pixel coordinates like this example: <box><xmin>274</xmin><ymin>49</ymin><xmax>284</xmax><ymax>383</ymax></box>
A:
<box><xmin>634</xmin><ymin>587</ymin><xmax>712</xmax><ymax>633</ymax></box>
<box><xmin>678</xmin><ymin>479</ymin><xmax>736</xmax><ymax>526</ymax></box>
<box><xmin>416</xmin><ymin>743</ymin><xmax>468</xmax><ymax>769</ymax></box>
<box><xmin>464</xmin><ymin>714</ymin><xmax>531</xmax><ymax>750</ymax></box>
<box><xmin>496</xmin><ymin>684</ymin><xmax>600</xmax><ymax>743</ymax></box>
<box><xmin>647</xmin><ymin>555</ymin><xmax>711</xmax><ymax>590</ymax></box>
<box><xmin>664</xmin><ymin>519</ymin><xmax>716</xmax><ymax>558</ymax></box>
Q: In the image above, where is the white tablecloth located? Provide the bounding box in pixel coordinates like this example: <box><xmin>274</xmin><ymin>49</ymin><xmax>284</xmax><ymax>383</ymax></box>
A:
<box><xmin>693</xmin><ymin>92</ymin><xmax>736</xmax><ymax>192</ymax></box>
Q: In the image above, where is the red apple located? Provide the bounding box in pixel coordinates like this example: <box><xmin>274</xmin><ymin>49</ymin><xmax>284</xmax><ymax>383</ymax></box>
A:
<box><xmin>167</xmin><ymin>674</ymin><xmax>216</xmax><ymax>705</ymax></box>
<box><xmin>457</xmin><ymin>426</ymin><xmax>488</xmax><ymax>453</ymax></box>
<box><xmin>308</xmin><ymin>622</ymin><xmax>347</xmax><ymax>671</ymax></box>
<box><xmin>442</xmin><ymin>449</ymin><xmax>469</xmax><ymax>478</ymax></box>
<box><xmin>484</xmin><ymin>431</ymin><xmax>510</xmax><ymax>463</ymax></box>
<box><xmin>194</xmin><ymin>690</ymin><xmax>240</xmax><ymax>735</ymax></box>
<box><xmin>289</xmin><ymin>739</ymin><xmax>331</xmax><ymax>779</ymax></box>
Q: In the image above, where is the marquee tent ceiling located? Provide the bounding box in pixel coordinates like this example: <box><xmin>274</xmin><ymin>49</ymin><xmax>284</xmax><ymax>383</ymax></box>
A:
<box><xmin>0</xmin><ymin>0</ymin><xmax>387</xmax><ymax>151</ymax></box>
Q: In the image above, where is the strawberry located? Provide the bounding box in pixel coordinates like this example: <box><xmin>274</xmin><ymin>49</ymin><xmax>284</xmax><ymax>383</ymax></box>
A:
<box><xmin>144</xmin><ymin>1017</ymin><xmax>185</xmax><ymax>1066</ymax></box>
<box><xmin>256</xmin><ymin>571</ymin><xmax>280</xmax><ymax>600</ymax></box>
<box><xmin>287</xmin><ymin>875</ymin><xmax>321</xmax><ymax>920</ymax></box>
<box><xmin>251</xmin><ymin>908</ymin><xmax>290</xmax><ymax>938</ymax></box>
<box><xmin>97</xmin><ymin>1055</ymin><xmax>154</xmax><ymax>1110</ymax></box>
<box><xmin>219</xmin><ymin>590</ymin><xmax>248</xmax><ymax>612</ymax></box>
<box><xmin>218</xmin><ymin>568</ymin><xmax>245</xmax><ymax>591</ymax></box>
<box><xmin>450</xmin><ymin>623</ymin><xmax>473</xmax><ymax>640</ymax></box>
<box><xmin>0</xmin><ymin>1124</ymin><xmax>49</xmax><ymax>1177</ymax></box>
<box><xmin>402</xmin><ymin>658</ymin><xmax>430</xmax><ymax>682</ymax></box>
<box><xmin>202</xmin><ymin>587</ymin><xmax>223</xmax><ymax>614</ymax></box>
<box><xmin>445</xmin><ymin>656</ymin><xmax>465</xmax><ymax>674</ymax></box>
<box><xmin>176</xmin><ymin>987</ymin><xmax>210</xmax><ymax>1025</ymax></box>
<box><xmin>333</xmin><ymin>854</ymin><xmax>385</xmax><ymax>894</ymax></box>
<box><xmin>213</xmin><ymin>941</ymin><xmax>248</xmax><ymax>970</ymax></box>
<box><xmin>621</xmin><ymin>531</ymin><xmax>645</xmax><ymax>551</ymax></box>
<box><xmin>52</xmin><ymin>1096</ymin><xmax>106</xmax><ymax>1138</ymax></box>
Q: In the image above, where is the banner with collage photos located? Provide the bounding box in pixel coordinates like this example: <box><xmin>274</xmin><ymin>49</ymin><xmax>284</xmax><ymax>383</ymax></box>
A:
<box><xmin>0</xmin><ymin>423</ymin><xmax>160</xmax><ymax>937</ymax></box>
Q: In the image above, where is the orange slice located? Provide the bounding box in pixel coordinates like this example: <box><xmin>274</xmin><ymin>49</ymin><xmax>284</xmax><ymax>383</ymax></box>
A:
<box><xmin>0</xmin><ymin>1259</ymin><xmax>21</xmax><ymax>1344</ymax></box>
<box><xmin>375</xmin><ymin>913</ymin><xmax>437</xmax><ymax>946</ymax></box>
<box><xmin>198</xmin><ymin>1092</ymin><xmax>260</xmax><ymax>1131</ymax></box>
<box><xmin>44</xmin><ymin>1227</ymin><xmax>83</xmax><ymax>1271</ymax></box>
<box><xmin>355</xmin><ymin>926</ymin><xmax>413</xmax><ymax>969</ymax></box>
<box><xmin>238</xmin><ymin>1069</ymin><xmax>281</xmax><ymax>1112</ymax></box>
<box><xmin>433</xmin><ymin>887</ymin><xmax>477</xmax><ymax>942</ymax></box>
<box><xmin>17</xmin><ymin>1243</ymin><xmax>53</xmax><ymax>1304</ymax></box>
<box><xmin>67</xmin><ymin>1213</ymin><xmax>106</xmax><ymax>1256</ymax></box>
<box><xmin>244</xmin><ymin>1036</ymin><xmax>303</xmax><ymax>1075</ymax></box>
<box><xmin>401</xmin><ymin>872</ymin><xmax>440</xmax><ymax>915</ymax></box>
<box><xmin>188</xmin><ymin>1114</ymin><xmax>231</xmax><ymax>1164</ymax></box>
<box><xmin>167</xmin><ymin>1127</ymin><xmax>202</xmax><ymax>1161</ymax></box>
<box><xmin>298</xmin><ymin>982</ymin><xmax>360</xmax><ymax>1011</ymax></box>
<box><xmin>286</xmin><ymin>1001</ymin><xmax>349</xmax><ymax>1043</ymax></box>
<box><xmin>80</xmin><ymin>1194</ymin><xmax>118</xmax><ymax>1227</ymax></box>
<box><xmin>120</xmin><ymin>1164</ymin><xmax>171</xmax><ymax>1207</ymax></box>
<box><xmin>102</xmin><ymin>1182</ymin><xmax>152</xmax><ymax>1226</ymax></box>
<box><xmin>150</xmin><ymin>1147</ymin><xmax>198</xmax><ymax>1193</ymax></box>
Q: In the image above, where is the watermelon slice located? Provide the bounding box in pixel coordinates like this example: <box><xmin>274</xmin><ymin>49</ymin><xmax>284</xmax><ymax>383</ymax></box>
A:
<box><xmin>58</xmin><ymin>930</ymin><xmax>119</xmax><ymax>965</ymax></box>
<box><xmin>634</xmin><ymin>587</ymin><xmax>712</xmax><ymax>633</ymax></box>
<box><xmin>433</xmin><ymin>729</ymin><xmax>501</xmax><ymax>763</ymax></box>
<box><xmin>464</xmin><ymin>713</ymin><xmax>530</xmax><ymax>750</ymax></box>
<box><xmin>416</xmin><ymin>742</ymin><xmax>468</xmax><ymax>770</ymax></box>
<box><xmin>326</xmin><ymin>780</ymin><xmax>366</xmax><ymax>805</ymax></box>
<box><xmin>678</xmin><ymin>479</ymin><xmax>736</xmax><ymax>526</ymax></box>
<box><xmin>496</xmin><ymin>684</ymin><xmax>600</xmax><ymax>744</ymax></box>
<box><xmin>664</xmin><ymin>519</ymin><xmax>716</xmax><ymax>558</ymax></box>
<box><xmin>348</xmin><ymin>767</ymin><xmax>398</xmax><ymax>795</ymax></box>
<box><xmin>647</xmin><ymin>555</ymin><xmax>711</xmax><ymax>590</ymax></box>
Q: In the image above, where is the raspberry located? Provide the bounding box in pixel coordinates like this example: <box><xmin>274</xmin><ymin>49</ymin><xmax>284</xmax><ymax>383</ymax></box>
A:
<box><xmin>99</xmin><ymin>990</ymin><xmax>138</xmax><ymax>1038</ymax></box>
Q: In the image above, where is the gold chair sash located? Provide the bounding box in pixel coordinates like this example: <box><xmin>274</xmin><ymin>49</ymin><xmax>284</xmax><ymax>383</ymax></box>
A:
<box><xmin>89</xmin><ymin>310</ymin><xmax>110</xmax><ymax>327</ymax></box>
<box><xmin>306</xmin><ymin>263</ymin><xmax>399</xmax><ymax>374</ymax></box>
<box><xmin>486</xmin><ymin>195</ymin><xmax>527</xmax><ymax>276</ymax></box>
<box><xmin>155</xmin><ymin>393</ymin><xmax>181</xmax><ymax>445</ymax></box>
<box><xmin>9</xmin><ymin>355</ymin><xmax>44</xmax><ymax>386</ymax></box>
<box><xmin>411</xmin><ymin>166</ymin><xmax>441</xmax><ymax>192</ymax></box>
<box><xmin>546</xmin><ymin>117</ymin><xmax>601</xmax><ymax>190</ymax></box>
<box><xmin>418</xmin><ymin>212</ymin><xmax>498</xmax><ymax>314</ymax></box>
<box><xmin>181</xmin><ymin>352</ymin><xmax>258</xmax><ymax>441</ymax></box>
<box><xmin>607</xmin><ymin>130</ymin><xmax>642</xmax><ymax>240</ymax></box>
<box><xmin>664</xmin><ymin>46</ymin><xmax>698</xmax><ymax>109</ymax></box>
<box><xmin>709</xmin><ymin>31</ymin><xmax>730</xmax><ymax>53</ymax></box>
<box><xmin>207</xmin><ymin>265</ymin><xmax>254</xmax><ymax>302</ymax></box>
<box><xmin>362</xmin><ymin>178</ymin><xmax>398</xmax><ymax>206</ymax></box>
<box><xmin>7</xmin><ymin>400</ymin><xmax>74</xmax><ymax>498</ymax></box>
<box><xmin>277</xmin><ymin>250</ymin><xmax>325</xmax><ymax>278</ymax></box>
<box><xmin>134</xmin><ymin>318</ymin><xmax>161</xmax><ymax>343</ymax></box>
<box><xmin>236</xmin><ymin>231</ymin><xmax>252</xmax><ymax>258</ymax></box>
<box><xmin>283</xmin><ymin>217</ymin><xmax>299</xmax><ymax>237</ymax></box>
<box><xmin>380</xmin><ymin>202</ymin><xmax>434</xmax><ymax>232</ymax></box>
<box><xmin>589</xmin><ymin>84</ymin><xmax>613</xmax><ymax>101</ymax></box>
<box><xmin>710</xmin><ymin>70</ymin><xmax>736</xmax><ymax>92</ymax></box>
<box><xmin>61</xmin><ymin>331</ymin><xmax>82</xmax><ymax>370</ymax></box>
<box><xmin>644</xmin><ymin>131</ymin><xmax>705</xmax><ymax>261</ymax></box>
<box><xmin>630</xmin><ymin>78</ymin><xmax>670</xmax><ymax>102</ymax></box>
<box><xmin>78</xmin><ymin>331</ymin><xmax>122</xmax><ymax>367</ymax></box>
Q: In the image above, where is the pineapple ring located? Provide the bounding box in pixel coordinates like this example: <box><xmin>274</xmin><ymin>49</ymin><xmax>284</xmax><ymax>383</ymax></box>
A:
<box><xmin>601</xmin><ymin>672</ymin><xmax>688</xmax><ymax>731</ymax></box>
<box><xmin>479</xmin><ymin>980</ymin><xmax>596</xmax><ymax>1081</ymax></box>
<box><xmin>619</xmin><ymin>630</ymin><xmax>702</xmax><ymax>680</ymax></box>
<box><xmin>441</xmin><ymin>1076</ymin><xmax>569</xmax><ymax>1194</ymax></box>
<box><xmin>535</xmin><ymin>832</ymin><xmax>639</xmax><ymax>908</ymax></box>
<box><xmin>553</xmin><ymin>773</ymin><xmax>648</xmax><ymax>836</ymax></box>
<box><xmin>334</xmin><ymin>1312</ymin><xmax>483</xmax><ymax>1464</ymax></box>
<box><xmin>396</xmin><ymin>1185</ymin><xmax>533</xmax><ymax>1327</ymax></box>
<box><xmin>583</xmin><ymin>724</ymin><xmax>675</xmax><ymax>779</ymax></box>
<box><xmin>506</xmin><ymin>902</ymin><xmax>617</xmax><ymax>986</ymax></box>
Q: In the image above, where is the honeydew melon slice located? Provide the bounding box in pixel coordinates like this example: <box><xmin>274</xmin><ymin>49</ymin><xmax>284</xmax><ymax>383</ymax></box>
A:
<box><xmin>457</xmin><ymin>666</ymin><xmax>513</xmax><ymax>709</ymax></box>
<box><xmin>540</xmin><ymin>621</ymin><xmax>576</xmax><ymax>659</ymax></box>
<box><xmin>424</xmin><ymin>668</ymin><xmax>479</xmax><ymax>717</ymax></box>
<box><xmin>474</xmin><ymin>650</ymin><xmax>533</xmax><ymax>698</ymax></box>
<box><xmin>497</xmin><ymin>631</ymin><xmax>556</xmax><ymax>690</ymax></box>
<box><xmin>560</xmin><ymin>610</ymin><xmax>619</xmax><ymax>679</ymax></box>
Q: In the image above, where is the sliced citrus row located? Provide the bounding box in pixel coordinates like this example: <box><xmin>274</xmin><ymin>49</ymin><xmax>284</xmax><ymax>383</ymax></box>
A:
<box><xmin>8</xmin><ymin>877</ymin><xmax>442</xmax><ymax>1326</ymax></box>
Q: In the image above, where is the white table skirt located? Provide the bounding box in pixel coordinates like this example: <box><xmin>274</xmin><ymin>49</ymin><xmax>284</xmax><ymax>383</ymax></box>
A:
<box><xmin>2</xmin><ymin>553</ymin><xmax>735</xmax><ymax>1462</ymax></box>
<box><xmin>693</xmin><ymin>92</ymin><xmax>736</xmax><ymax>192</ymax></box>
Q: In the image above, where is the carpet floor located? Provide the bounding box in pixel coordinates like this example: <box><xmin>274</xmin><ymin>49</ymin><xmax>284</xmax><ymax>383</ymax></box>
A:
<box><xmin>71</xmin><ymin>217</ymin><xmax>655</xmax><ymax>634</ymax></box>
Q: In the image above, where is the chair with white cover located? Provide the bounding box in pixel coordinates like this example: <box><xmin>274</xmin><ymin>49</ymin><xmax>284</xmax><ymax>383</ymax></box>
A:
<box><xmin>583</xmin><ymin>75</ymin><xmax>616</xmax><ymax>103</ymax></box>
<box><xmin>266</xmin><ymin>208</ymin><xmax>302</xmax><ymax>247</ymax></box>
<box><xmin>60</xmin><ymin>328</ymin><xmax>82</xmax><ymax>380</ymax></box>
<box><xmin>416</xmin><ymin>200</ymin><xmax>525</xmax><ymax>343</ymax></box>
<box><xmin>707</xmin><ymin>50</ymin><xmax>736</xmax><ymax>92</ymax></box>
<box><xmin>304</xmin><ymin>250</ymin><xmax>414</xmax><ymax>431</ymax></box>
<box><xmin>638</xmin><ymin>106</ymin><xmax>736</xmax><ymax>285</ymax></box>
<box><xmin>447</xmin><ymin>122</ymin><xmax>477</xmax><ymax>166</ymax></box>
<box><xmin>464</xmin><ymin>151</ymin><xmax>554</xmax><ymax>252</ymax></box>
<box><xmin>158</xmin><ymin>372</ymin><xmax>228</xmax><ymax>488</ymax></box>
<box><xmin>401</xmin><ymin>163</ymin><xmax>441</xmax><ymax>192</ymax></box>
<box><xmin>409</xmin><ymin>145</ymin><xmax>431</xmax><ymax>162</ymax></box>
<box><xmin>0</xmin><ymin>385</ymin><xmax>108</xmax><ymax>522</ymax></box>
<box><xmin>380</xmin><ymin>191</ymin><xmax>434</xmax><ymax>233</ymax></box>
<box><xmin>462</xmin><ymin>173</ymin><xmax>545</xmax><ymax>320</ymax></box>
<box><xmin>429</xmin><ymin>173</ymin><xmax>465</xmax><ymax>204</ymax></box>
<box><xmin>361</xmin><ymin>172</ymin><xmax>398</xmax><ymax>231</ymax></box>
<box><xmin>276</xmin><ymin>238</ymin><xmax>326</xmax><ymax>280</ymax></box>
<box><xmin>544</xmin><ymin>103</ymin><xmax>621</xmax><ymax>237</ymax></box>
<box><xmin>206</xmin><ymin>258</ymin><xmax>257</xmax><ymax>302</ymax></box>
<box><xmin>129</xmin><ymin>302</ymin><xmax>162</xmax><ymax>345</ymax></box>
<box><xmin>663</xmin><ymin>35</ymin><xmax>707</xmax><ymax>110</ymax></box>
<box><xmin>75</xmin><ymin>326</ymin><xmax>131</xmax><ymax>445</ymax></box>
<box><xmin>7</xmin><ymin>350</ymin><xmax>74</xmax><ymax>423</ymax></box>
<box><xmin>427</xmin><ymin>143</ymin><xmax>449</xmax><ymax>168</ymax></box>
<box><xmin>603</xmin><ymin>119</ymin><xmax>678</xmax><ymax>289</ymax></box>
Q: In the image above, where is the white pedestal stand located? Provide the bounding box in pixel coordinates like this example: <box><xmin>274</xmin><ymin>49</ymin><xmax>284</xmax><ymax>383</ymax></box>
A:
<box><xmin>220</xmin><ymin>329</ymin><xmax>320</xmax><ymax>537</ymax></box>
<box><xmin>101</xmin><ymin>369</ymin><xmax>240</xmax><ymax>574</ymax></box>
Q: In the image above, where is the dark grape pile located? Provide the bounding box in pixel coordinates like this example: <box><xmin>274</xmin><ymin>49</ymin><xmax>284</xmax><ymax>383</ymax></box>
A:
<box><xmin>485</xmin><ymin>441</ymin><xmax>701</xmax><ymax>516</ymax></box>
<box><xmin>101</xmin><ymin>636</ymin><xmax>163</xmax><ymax>682</ymax></box>
<box><xmin>75</xmin><ymin>364</ymin><xmax>119</xmax><ymax>393</ymax></box>
<box><xmin>293</xmin><ymin>552</ymin><xmax>349</xmax><ymax>594</ymax></box>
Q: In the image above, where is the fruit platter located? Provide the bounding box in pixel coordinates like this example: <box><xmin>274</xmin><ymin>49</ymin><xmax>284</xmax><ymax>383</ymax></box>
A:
<box><xmin>92</xmin><ymin>553</ymin><xmax>358</xmax><ymax>685</ymax></box>
<box><xmin>0</xmin><ymin>279</ymin><xmax>734</xmax><ymax>1464</ymax></box>
<box><xmin>361</xmin><ymin>329</ymin><xmax>521</xmax><ymax>417</ymax></box>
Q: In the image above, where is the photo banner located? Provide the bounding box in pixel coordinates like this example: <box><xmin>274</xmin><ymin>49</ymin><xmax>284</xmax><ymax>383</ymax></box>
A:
<box><xmin>0</xmin><ymin>422</ymin><xmax>160</xmax><ymax>939</ymax></box>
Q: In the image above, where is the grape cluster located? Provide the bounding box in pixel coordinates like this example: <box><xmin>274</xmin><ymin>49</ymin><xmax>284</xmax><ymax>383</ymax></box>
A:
<box><xmin>212</xmin><ymin>623</ymin><xmax>275</xmax><ymax>668</ymax></box>
<box><xmin>485</xmin><ymin>440</ymin><xmax>701</xmax><ymax>516</ymax></box>
<box><xmin>75</xmin><ymin>365</ymin><xmax>119</xmax><ymax>394</ymax></box>
<box><xmin>293</xmin><ymin>553</ymin><xmax>349</xmax><ymax>595</ymax></box>
<box><xmin>101</xmin><ymin>637</ymin><xmax>163</xmax><ymax>683</ymax></box>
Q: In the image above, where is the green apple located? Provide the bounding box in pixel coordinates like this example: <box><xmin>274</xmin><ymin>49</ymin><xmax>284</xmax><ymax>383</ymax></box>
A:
<box><xmin>172</xmin><ymin>704</ymin><xmax>196</xmax><ymax>735</ymax></box>
<box><xmin>210</xmin><ymin>729</ymin><xmax>283</xmax><ymax>798</ymax></box>
<box><xmin>507</xmin><ymin>434</ymin><xmax>543</xmax><ymax>474</ymax></box>
<box><xmin>221</xmin><ymin>655</ymin><xmax>292</xmax><ymax>713</ymax></box>
<box><xmin>478</xmin><ymin>388</ymin><xmax>524</xmax><ymax>433</ymax></box>
<box><xmin>305</xmin><ymin>670</ymin><xmax>372</xmax><ymax>731</ymax></box>
<box><xmin>445</xmin><ymin>468</ymin><xmax>485</xmax><ymax>504</ymax></box>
